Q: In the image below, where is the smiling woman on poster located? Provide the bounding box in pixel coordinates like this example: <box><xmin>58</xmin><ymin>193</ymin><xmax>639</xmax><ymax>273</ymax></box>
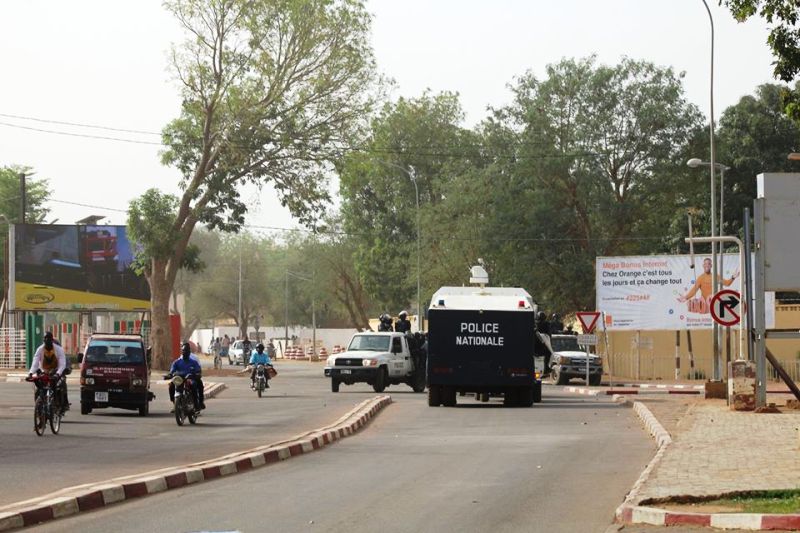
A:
<box><xmin>677</xmin><ymin>257</ymin><xmax>739</xmax><ymax>314</ymax></box>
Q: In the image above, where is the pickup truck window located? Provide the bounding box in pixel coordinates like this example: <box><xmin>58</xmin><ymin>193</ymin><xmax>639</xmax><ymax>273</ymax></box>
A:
<box><xmin>348</xmin><ymin>335</ymin><xmax>391</xmax><ymax>352</ymax></box>
<box><xmin>85</xmin><ymin>340</ymin><xmax>145</xmax><ymax>364</ymax></box>
<box><xmin>391</xmin><ymin>338</ymin><xmax>402</xmax><ymax>353</ymax></box>
<box><xmin>551</xmin><ymin>336</ymin><xmax>580</xmax><ymax>352</ymax></box>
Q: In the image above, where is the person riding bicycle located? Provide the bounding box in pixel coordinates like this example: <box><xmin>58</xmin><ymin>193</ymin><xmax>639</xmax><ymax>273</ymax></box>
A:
<box><xmin>168</xmin><ymin>343</ymin><xmax>205</xmax><ymax>410</ymax></box>
<box><xmin>28</xmin><ymin>331</ymin><xmax>69</xmax><ymax>414</ymax></box>
<box><xmin>248</xmin><ymin>343</ymin><xmax>272</xmax><ymax>389</ymax></box>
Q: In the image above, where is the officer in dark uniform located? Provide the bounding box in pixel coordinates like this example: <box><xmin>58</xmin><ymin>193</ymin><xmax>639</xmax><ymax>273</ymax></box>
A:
<box><xmin>395</xmin><ymin>310</ymin><xmax>412</xmax><ymax>334</ymax></box>
<box><xmin>377</xmin><ymin>313</ymin><xmax>393</xmax><ymax>332</ymax></box>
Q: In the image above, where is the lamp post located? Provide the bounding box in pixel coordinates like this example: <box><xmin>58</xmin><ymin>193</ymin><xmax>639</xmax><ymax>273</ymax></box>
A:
<box><xmin>286</xmin><ymin>270</ymin><xmax>316</xmax><ymax>360</ymax></box>
<box><xmin>687</xmin><ymin>157</ymin><xmax>730</xmax><ymax>380</ymax></box>
<box><xmin>698</xmin><ymin>0</ymin><xmax>721</xmax><ymax>380</ymax></box>
<box><xmin>376</xmin><ymin>160</ymin><xmax>422</xmax><ymax>331</ymax></box>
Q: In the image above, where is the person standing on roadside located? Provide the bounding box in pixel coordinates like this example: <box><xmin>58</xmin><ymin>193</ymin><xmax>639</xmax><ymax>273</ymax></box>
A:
<box><xmin>221</xmin><ymin>334</ymin><xmax>231</xmax><ymax>360</ymax></box>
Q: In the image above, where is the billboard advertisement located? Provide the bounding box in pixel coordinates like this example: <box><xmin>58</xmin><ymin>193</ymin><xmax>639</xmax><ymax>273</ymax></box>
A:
<box><xmin>596</xmin><ymin>254</ymin><xmax>773</xmax><ymax>331</ymax></box>
<box><xmin>9</xmin><ymin>224</ymin><xmax>150</xmax><ymax>311</ymax></box>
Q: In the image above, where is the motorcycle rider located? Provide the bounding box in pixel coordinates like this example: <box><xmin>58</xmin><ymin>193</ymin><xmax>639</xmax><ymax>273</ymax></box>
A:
<box><xmin>395</xmin><ymin>310</ymin><xmax>412</xmax><ymax>334</ymax></box>
<box><xmin>377</xmin><ymin>313</ymin><xmax>393</xmax><ymax>332</ymax></box>
<box><xmin>168</xmin><ymin>342</ymin><xmax>205</xmax><ymax>410</ymax></box>
<box><xmin>248</xmin><ymin>343</ymin><xmax>272</xmax><ymax>389</ymax></box>
<box><xmin>28</xmin><ymin>331</ymin><xmax>69</xmax><ymax>414</ymax></box>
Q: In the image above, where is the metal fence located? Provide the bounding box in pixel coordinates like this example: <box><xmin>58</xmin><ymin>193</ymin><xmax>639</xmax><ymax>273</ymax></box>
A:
<box><xmin>0</xmin><ymin>328</ymin><xmax>26</xmax><ymax>369</ymax></box>
<box><xmin>605</xmin><ymin>350</ymin><xmax>713</xmax><ymax>381</ymax></box>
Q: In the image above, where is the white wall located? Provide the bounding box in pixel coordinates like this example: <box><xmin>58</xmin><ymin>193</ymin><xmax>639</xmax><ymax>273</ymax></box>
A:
<box><xmin>198</xmin><ymin>326</ymin><xmax>358</xmax><ymax>355</ymax></box>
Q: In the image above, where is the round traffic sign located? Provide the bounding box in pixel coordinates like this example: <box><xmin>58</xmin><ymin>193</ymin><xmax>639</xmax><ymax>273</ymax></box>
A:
<box><xmin>710</xmin><ymin>289</ymin><xmax>742</xmax><ymax>327</ymax></box>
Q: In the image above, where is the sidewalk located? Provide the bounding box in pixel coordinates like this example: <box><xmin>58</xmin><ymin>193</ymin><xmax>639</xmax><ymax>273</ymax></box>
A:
<box><xmin>635</xmin><ymin>398</ymin><xmax>800</xmax><ymax>503</ymax></box>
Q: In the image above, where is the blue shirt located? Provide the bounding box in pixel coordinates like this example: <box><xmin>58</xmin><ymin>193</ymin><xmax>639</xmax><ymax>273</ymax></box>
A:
<box><xmin>249</xmin><ymin>351</ymin><xmax>271</xmax><ymax>365</ymax></box>
<box><xmin>170</xmin><ymin>355</ymin><xmax>202</xmax><ymax>376</ymax></box>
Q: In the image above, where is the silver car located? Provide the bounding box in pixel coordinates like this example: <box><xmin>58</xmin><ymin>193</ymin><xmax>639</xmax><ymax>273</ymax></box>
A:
<box><xmin>228</xmin><ymin>340</ymin><xmax>253</xmax><ymax>365</ymax></box>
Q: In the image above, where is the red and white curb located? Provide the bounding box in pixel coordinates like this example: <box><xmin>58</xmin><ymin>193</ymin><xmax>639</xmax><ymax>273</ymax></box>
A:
<box><xmin>0</xmin><ymin>395</ymin><xmax>392</xmax><ymax>531</ymax></box>
<box><xmin>565</xmin><ymin>386</ymin><xmax>702</xmax><ymax>397</ymax></box>
<box><xmin>610</xmin><ymin>383</ymin><xmax>705</xmax><ymax>391</ymax></box>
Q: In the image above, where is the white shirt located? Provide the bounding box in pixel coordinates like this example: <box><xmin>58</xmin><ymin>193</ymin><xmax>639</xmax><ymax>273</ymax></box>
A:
<box><xmin>29</xmin><ymin>343</ymin><xmax>67</xmax><ymax>375</ymax></box>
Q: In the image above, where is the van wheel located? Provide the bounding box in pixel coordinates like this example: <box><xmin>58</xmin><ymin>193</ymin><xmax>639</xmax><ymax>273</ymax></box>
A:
<box><xmin>138</xmin><ymin>401</ymin><xmax>149</xmax><ymax>417</ymax></box>
<box><xmin>554</xmin><ymin>367</ymin><xmax>569</xmax><ymax>385</ymax></box>
<box><xmin>533</xmin><ymin>383</ymin><xmax>542</xmax><ymax>403</ymax></box>
<box><xmin>428</xmin><ymin>385</ymin><xmax>441</xmax><ymax>407</ymax></box>
<box><xmin>373</xmin><ymin>367</ymin><xmax>387</xmax><ymax>393</ymax></box>
<box><xmin>81</xmin><ymin>402</ymin><xmax>92</xmax><ymax>415</ymax></box>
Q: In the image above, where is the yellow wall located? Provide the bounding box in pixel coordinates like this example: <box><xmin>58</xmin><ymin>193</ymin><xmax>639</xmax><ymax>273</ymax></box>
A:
<box><xmin>596</xmin><ymin>306</ymin><xmax>800</xmax><ymax>380</ymax></box>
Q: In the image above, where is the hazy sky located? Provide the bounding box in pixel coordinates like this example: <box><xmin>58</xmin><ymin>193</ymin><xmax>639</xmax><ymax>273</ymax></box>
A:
<box><xmin>0</xmin><ymin>1</ymin><xmax>777</xmax><ymax>234</ymax></box>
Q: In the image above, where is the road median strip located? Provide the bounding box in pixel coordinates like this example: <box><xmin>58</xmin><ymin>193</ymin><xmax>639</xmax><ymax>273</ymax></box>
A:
<box><xmin>0</xmin><ymin>394</ymin><xmax>392</xmax><ymax>531</ymax></box>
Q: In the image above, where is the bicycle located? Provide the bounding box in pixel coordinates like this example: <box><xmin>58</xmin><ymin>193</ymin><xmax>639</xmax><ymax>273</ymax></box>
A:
<box><xmin>27</xmin><ymin>371</ymin><xmax>64</xmax><ymax>436</ymax></box>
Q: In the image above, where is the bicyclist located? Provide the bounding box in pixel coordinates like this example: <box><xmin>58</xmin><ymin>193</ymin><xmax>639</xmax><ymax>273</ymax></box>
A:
<box><xmin>28</xmin><ymin>331</ymin><xmax>69</xmax><ymax>414</ymax></box>
<box><xmin>248</xmin><ymin>343</ymin><xmax>272</xmax><ymax>389</ymax></box>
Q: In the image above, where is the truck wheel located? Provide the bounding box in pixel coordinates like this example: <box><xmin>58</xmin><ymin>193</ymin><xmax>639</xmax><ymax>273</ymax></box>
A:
<box><xmin>331</xmin><ymin>379</ymin><xmax>340</xmax><ymax>393</ymax></box>
<box><xmin>554</xmin><ymin>367</ymin><xmax>569</xmax><ymax>386</ymax></box>
<box><xmin>442</xmin><ymin>386</ymin><xmax>457</xmax><ymax>407</ymax></box>
<box><xmin>520</xmin><ymin>386</ymin><xmax>535</xmax><ymax>408</ymax></box>
<box><xmin>373</xmin><ymin>367</ymin><xmax>387</xmax><ymax>393</ymax></box>
<box><xmin>480</xmin><ymin>392</ymin><xmax>490</xmax><ymax>403</ymax></box>
<box><xmin>503</xmin><ymin>389</ymin><xmax>517</xmax><ymax>407</ymax></box>
<box><xmin>533</xmin><ymin>383</ymin><xmax>542</xmax><ymax>403</ymax></box>
<box><xmin>428</xmin><ymin>385</ymin><xmax>441</xmax><ymax>407</ymax></box>
<box><xmin>80</xmin><ymin>402</ymin><xmax>92</xmax><ymax>415</ymax></box>
<box><xmin>589</xmin><ymin>374</ymin><xmax>602</xmax><ymax>386</ymax></box>
<box><xmin>138</xmin><ymin>401</ymin><xmax>149</xmax><ymax>417</ymax></box>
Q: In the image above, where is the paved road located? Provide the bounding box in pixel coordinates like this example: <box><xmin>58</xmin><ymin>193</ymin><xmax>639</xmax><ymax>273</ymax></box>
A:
<box><xmin>36</xmin><ymin>390</ymin><xmax>654</xmax><ymax>533</ymax></box>
<box><xmin>0</xmin><ymin>361</ymin><xmax>378</xmax><ymax>506</ymax></box>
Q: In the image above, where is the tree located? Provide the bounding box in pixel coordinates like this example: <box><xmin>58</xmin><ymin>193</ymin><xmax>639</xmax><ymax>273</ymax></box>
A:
<box><xmin>131</xmin><ymin>0</ymin><xmax>377</xmax><ymax>368</ymax></box>
<box><xmin>722</xmin><ymin>1</ymin><xmax>800</xmax><ymax>120</ymax></box>
<box><xmin>1</xmin><ymin>167</ymin><xmax>50</xmax><ymax>304</ymax></box>
<box><xmin>489</xmin><ymin>57</ymin><xmax>703</xmax><ymax>311</ymax></box>
<box><xmin>338</xmin><ymin>92</ymin><xmax>480</xmax><ymax>312</ymax></box>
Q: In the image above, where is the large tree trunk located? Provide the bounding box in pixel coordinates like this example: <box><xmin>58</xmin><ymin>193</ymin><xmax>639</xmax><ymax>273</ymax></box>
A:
<box><xmin>149</xmin><ymin>260</ymin><xmax>173</xmax><ymax>371</ymax></box>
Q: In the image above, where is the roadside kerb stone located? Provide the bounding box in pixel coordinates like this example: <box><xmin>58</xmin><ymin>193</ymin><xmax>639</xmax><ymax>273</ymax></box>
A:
<box><xmin>0</xmin><ymin>395</ymin><xmax>392</xmax><ymax>531</ymax></box>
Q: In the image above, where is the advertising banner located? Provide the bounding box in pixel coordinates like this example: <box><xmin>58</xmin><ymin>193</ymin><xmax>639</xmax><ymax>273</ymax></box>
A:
<box><xmin>10</xmin><ymin>224</ymin><xmax>150</xmax><ymax>311</ymax></box>
<box><xmin>596</xmin><ymin>254</ymin><xmax>773</xmax><ymax>331</ymax></box>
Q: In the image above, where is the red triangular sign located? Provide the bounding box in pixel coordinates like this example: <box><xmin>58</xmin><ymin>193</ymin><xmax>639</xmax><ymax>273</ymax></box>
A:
<box><xmin>576</xmin><ymin>311</ymin><xmax>601</xmax><ymax>334</ymax></box>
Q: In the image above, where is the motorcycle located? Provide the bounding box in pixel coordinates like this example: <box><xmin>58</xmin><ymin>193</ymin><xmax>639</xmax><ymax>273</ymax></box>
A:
<box><xmin>165</xmin><ymin>373</ymin><xmax>199</xmax><ymax>426</ymax></box>
<box><xmin>249</xmin><ymin>364</ymin><xmax>276</xmax><ymax>397</ymax></box>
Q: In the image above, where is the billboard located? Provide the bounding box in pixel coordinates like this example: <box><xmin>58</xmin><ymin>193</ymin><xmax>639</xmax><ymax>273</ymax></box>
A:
<box><xmin>9</xmin><ymin>224</ymin><xmax>150</xmax><ymax>311</ymax></box>
<box><xmin>596</xmin><ymin>254</ymin><xmax>774</xmax><ymax>331</ymax></box>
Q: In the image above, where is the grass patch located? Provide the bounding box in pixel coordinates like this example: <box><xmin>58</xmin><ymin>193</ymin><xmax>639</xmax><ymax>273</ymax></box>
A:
<box><xmin>658</xmin><ymin>489</ymin><xmax>800</xmax><ymax>514</ymax></box>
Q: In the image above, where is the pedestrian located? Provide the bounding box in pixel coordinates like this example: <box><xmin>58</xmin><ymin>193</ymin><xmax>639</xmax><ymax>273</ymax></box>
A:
<box><xmin>221</xmin><ymin>334</ymin><xmax>230</xmax><ymax>360</ymax></box>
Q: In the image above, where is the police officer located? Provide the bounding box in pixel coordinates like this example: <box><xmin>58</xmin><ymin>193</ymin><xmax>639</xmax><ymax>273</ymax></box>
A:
<box><xmin>377</xmin><ymin>313</ymin><xmax>393</xmax><ymax>332</ymax></box>
<box><xmin>395</xmin><ymin>310</ymin><xmax>412</xmax><ymax>334</ymax></box>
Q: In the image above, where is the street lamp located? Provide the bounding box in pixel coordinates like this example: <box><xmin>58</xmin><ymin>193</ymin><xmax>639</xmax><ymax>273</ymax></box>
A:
<box><xmin>697</xmin><ymin>0</ymin><xmax>722</xmax><ymax>380</ymax></box>
<box><xmin>376</xmin><ymin>160</ymin><xmax>422</xmax><ymax>331</ymax></box>
<box><xmin>285</xmin><ymin>269</ymin><xmax>316</xmax><ymax>360</ymax></box>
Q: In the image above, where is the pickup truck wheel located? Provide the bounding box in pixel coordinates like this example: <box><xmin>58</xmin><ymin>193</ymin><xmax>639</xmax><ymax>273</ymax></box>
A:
<box><xmin>553</xmin><ymin>367</ymin><xmax>569</xmax><ymax>385</ymax></box>
<box><xmin>331</xmin><ymin>379</ymin><xmax>340</xmax><ymax>393</ymax></box>
<box><xmin>428</xmin><ymin>385</ymin><xmax>441</xmax><ymax>406</ymax></box>
<box><xmin>520</xmin><ymin>386</ymin><xmax>535</xmax><ymax>408</ymax></box>
<box><xmin>80</xmin><ymin>402</ymin><xmax>92</xmax><ymax>415</ymax></box>
<box><xmin>372</xmin><ymin>367</ymin><xmax>387</xmax><ymax>393</ymax></box>
<box><xmin>480</xmin><ymin>392</ymin><xmax>490</xmax><ymax>403</ymax></box>
<box><xmin>533</xmin><ymin>383</ymin><xmax>542</xmax><ymax>403</ymax></box>
<box><xmin>589</xmin><ymin>374</ymin><xmax>602</xmax><ymax>386</ymax></box>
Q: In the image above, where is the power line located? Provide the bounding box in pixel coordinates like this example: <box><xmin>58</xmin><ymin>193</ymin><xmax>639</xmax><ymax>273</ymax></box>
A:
<box><xmin>0</xmin><ymin>121</ymin><xmax>162</xmax><ymax>145</ymax></box>
<box><xmin>50</xmin><ymin>199</ymin><xmax>128</xmax><ymax>213</ymax></box>
<box><xmin>0</xmin><ymin>112</ymin><xmax>161</xmax><ymax>136</ymax></box>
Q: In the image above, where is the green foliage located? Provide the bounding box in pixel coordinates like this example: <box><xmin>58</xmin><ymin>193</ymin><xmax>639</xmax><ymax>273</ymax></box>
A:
<box><xmin>722</xmin><ymin>1</ymin><xmax>800</xmax><ymax>120</ymax></box>
<box><xmin>127</xmin><ymin>188</ymin><xmax>181</xmax><ymax>276</ymax></box>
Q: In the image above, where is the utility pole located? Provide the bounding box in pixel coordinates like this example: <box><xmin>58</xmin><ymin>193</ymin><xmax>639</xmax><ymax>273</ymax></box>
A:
<box><xmin>19</xmin><ymin>173</ymin><xmax>27</xmax><ymax>224</ymax></box>
<box><xmin>284</xmin><ymin>269</ymin><xmax>289</xmax><ymax>356</ymax></box>
<box><xmin>238</xmin><ymin>247</ymin><xmax>243</xmax><ymax>339</ymax></box>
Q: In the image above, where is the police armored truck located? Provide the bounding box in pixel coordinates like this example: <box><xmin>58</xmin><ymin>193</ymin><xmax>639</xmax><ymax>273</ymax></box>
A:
<box><xmin>426</xmin><ymin>264</ymin><xmax>542</xmax><ymax>407</ymax></box>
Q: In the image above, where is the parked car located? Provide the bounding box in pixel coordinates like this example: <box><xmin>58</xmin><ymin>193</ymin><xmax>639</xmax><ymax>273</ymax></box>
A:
<box><xmin>78</xmin><ymin>333</ymin><xmax>154</xmax><ymax>416</ymax></box>
<box><xmin>228</xmin><ymin>340</ymin><xmax>252</xmax><ymax>365</ymax></box>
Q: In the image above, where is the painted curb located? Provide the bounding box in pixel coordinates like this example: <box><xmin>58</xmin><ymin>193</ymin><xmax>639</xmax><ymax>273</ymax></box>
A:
<box><xmin>565</xmin><ymin>385</ymin><xmax>702</xmax><ymax>396</ymax></box>
<box><xmin>615</xmin><ymin>403</ymin><xmax>800</xmax><ymax>530</ymax></box>
<box><xmin>0</xmin><ymin>395</ymin><xmax>392</xmax><ymax>531</ymax></box>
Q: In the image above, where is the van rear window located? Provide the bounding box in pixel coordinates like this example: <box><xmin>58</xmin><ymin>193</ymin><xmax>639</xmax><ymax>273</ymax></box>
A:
<box><xmin>85</xmin><ymin>341</ymin><xmax>144</xmax><ymax>364</ymax></box>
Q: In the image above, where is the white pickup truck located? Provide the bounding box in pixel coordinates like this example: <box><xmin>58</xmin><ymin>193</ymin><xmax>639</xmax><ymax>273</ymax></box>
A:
<box><xmin>324</xmin><ymin>332</ymin><xmax>426</xmax><ymax>393</ymax></box>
